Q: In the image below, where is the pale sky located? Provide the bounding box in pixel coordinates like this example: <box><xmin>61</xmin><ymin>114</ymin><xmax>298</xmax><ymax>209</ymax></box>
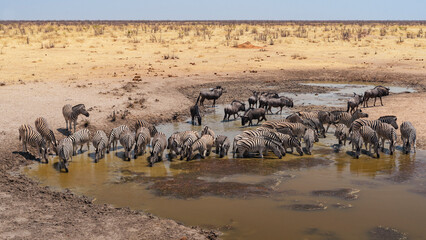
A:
<box><xmin>1</xmin><ymin>0</ymin><xmax>425</xmax><ymax>20</ymax></box>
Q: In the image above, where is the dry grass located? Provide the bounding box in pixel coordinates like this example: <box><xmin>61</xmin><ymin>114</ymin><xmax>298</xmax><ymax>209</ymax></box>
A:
<box><xmin>0</xmin><ymin>21</ymin><xmax>425</xmax><ymax>84</ymax></box>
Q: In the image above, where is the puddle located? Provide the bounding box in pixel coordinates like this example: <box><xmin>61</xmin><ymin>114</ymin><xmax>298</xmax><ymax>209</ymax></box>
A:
<box><xmin>23</xmin><ymin>83</ymin><xmax>425</xmax><ymax>240</ymax></box>
<box><xmin>282</xmin><ymin>83</ymin><xmax>416</xmax><ymax>107</ymax></box>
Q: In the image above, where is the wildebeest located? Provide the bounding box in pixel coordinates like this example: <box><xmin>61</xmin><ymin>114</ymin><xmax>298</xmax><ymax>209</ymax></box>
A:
<box><xmin>363</xmin><ymin>86</ymin><xmax>390</xmax><ymax>107</ymax></box>
<box><xmin>241</xmin><ymin>108</ymin><xmax>267</xmax><ymax>126</ymax></box>
<box><xmin>347</xmin><ymin>93</ymin><xmax>363</xmax><ymax>113</ymax></box>
<box><xmin>266</xmin><ymin>96</ymin><xmax>294</xmax><ymax>114</ymax></box>
<box><xmin>223</xmin><ymin>100</ymin><xmax>246</xmax><ymax>121</ymax></box>
<box><xmin>258</xmin><ymin>92</ymin><xmax>279</xmax><ymax>109</ymax></box>
<box><xmin>196</xmin><ymin>86</ymin><xmax>224</xmax><ymax>107</ymax></box>
<box><xmin>190</xmin><ymin>104</ymin><xmax>202</xmax><ymax>125</ymax></box>
<box><xmin>248</xmin><ymin>91</ymin><xmax>259</xmax><ymax>108</ymax></box>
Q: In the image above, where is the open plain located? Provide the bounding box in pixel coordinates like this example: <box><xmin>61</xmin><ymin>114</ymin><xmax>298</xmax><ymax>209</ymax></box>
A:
<box><xmin>0</xmin><ymin>21</ymin><xmax>425</xmax><ymax>239</ymax></box>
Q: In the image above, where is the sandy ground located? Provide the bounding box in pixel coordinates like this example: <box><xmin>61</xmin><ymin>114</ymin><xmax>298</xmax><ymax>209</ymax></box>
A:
<box><xmin>0</xmin><ymin>21</ymin><xmax>425</xmax><ymax>239</ymax></box>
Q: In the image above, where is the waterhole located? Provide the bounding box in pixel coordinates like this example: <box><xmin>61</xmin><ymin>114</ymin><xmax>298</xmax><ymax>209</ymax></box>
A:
<box><xmin>24</xmin><ymin>83</ymin><xmax>425</xmax><ymax>240</ymax></box>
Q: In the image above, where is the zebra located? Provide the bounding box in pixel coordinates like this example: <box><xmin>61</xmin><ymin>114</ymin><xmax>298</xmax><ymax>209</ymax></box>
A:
<box><xmin>334</xmin><ymin>124</ymin><xmax>350</xmax><ymax>146</ymax></box>
<box><xmin>275</xmin><ymin>133</ymin><xmax>303</xmax><ymax>156</ymax></box>
<box><xmin>215</xmin><ymin>135</ymin><xmax>230</xmax><ymax>158</ymax></box>
<box><xmin>347</xmin><ymin>93</ymin><xmax>363</xmax><ymax>113</ymax></box>
<box><xmin>108</xmin><ymin>125</ymin><xmax>130</xmax><ymax>152</ymax></box>
<box><xmin>376</xmin><ymin>122</ymin><xmax>397</xmax><ymax>155</ymax></box>
<box><xmin>35</xmin><ymin>117</ymin><xmax>57</xmax><ymax>154</ymax></box>
<box><xmin>301</xmin><ymin>117</ymin><xmax>326</xmax><ymax>138</ymax></box>
<box><xmin>303</xmin><ymin>128</ymin><xmax>317</xmax><ymax>155</ymax></box>
<box><xmin>348</xmin><ymin>131</ymin><xmax>363</xmax><ymax>158</ymax></box>
<box><xmin>233</xmin><ymin>130</ymin><xmax>283</xmax><ymax>155</ymax></box>
<box><xmin>201</xmin><ymin>125</ymin><xmax>215</xmax><ymax>139</ymax></box>
<box><xmin>359</xmin><ymin>125</ymin><xmax>380</xmax><ymax>158</ymax></box>
<box><xmin>180</xmin><ymin>131</ymin><xmax>201</xmax><ymax>159</ymax></box>
<box><xmin>134</xmin><ymin>127</ymin><xmax>151</xmax><ymax>158</ymax></box>
<box><xmin>186</xmin><ymin>134</ymin><xmax>214</xmax><ymax>160</ymax></box>
<box><xmin>68</xmin><ymin>128</ymin><xmax>90</xmax><ymax>156</ymax></box>
<box><xmin>223</xmin><ymin>100</ymin><xmax>246</xmax><ymax>121</ymax></box>
<box><xmin>274</xmin><ymin>122</ymin><xmax>307</xmax><ymax>142</ymax></box>
<box><xmin>363</xmin><ymin>86</ymin><xmax>390</xmax><ymax>107</ymax></box>
<box><xmin>167</xmin><ymin>132</ymin><xmax>181</xmax><ymax>159</ymax></box>
<box><xmin>92</xmin><ymin>130</ymin><xmax>108</xmax><ymax>163</ymax></box>
<box><xmin>57</xmin><ymin>137</ymin><xmax>73</xmax><ymax>172</ymax></box>
<box><xmin>378</xmin><ymin>116</ymin><xmax>398</xmax><ymax>129</ymax></box>
<box><xmin>350</xmin><ymin>116</ymin><xmax>397</xmax><ymax>133</ymax></box>
<box><xmin>234</xmin><ymin>137</ymin><xmax>284</xmax><ymax>159</ymax></box>
<box><xmin>400</xmin><ymin>121</ymin><xmax>416</xmax><ymax>154</ymax></box>
<box><xmin>18</xmin><ymin>124</ymin><xmax>48</xmax><ymax>163</ymax></box>
<box><xmin>135</xmin><ymin>119</ymin><xmax>158</xmax><ymax>137</ymax></box>
<box><xmin>149</xmin><ymin>132</ymin><xmax>167</xmax><ymax>166</ymax></box>
<box><xmin>298</xmin><ymin>111</ymin><xmax>333</xmax><ymax>133</ymax></box>
<box><xmin>62</xmin><ymin>104</ymin><xmax>90</xmax><ymax>133</ymax></box>
<box><xmin>119</xmin><ymin>130</ymin><xmax>135</xmax><ymax>161</ymax></box>
<box><xmin>333</xmin><ymin>109</ymin><xmax>369</xmax><ymax>128</ymax></box>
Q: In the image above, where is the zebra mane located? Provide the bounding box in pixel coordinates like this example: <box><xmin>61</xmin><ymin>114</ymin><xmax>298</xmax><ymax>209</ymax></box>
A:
<box><xmin>72</xmin><ymin>104</ymin><xmax>86</xmax><ymax>111</ymax></box>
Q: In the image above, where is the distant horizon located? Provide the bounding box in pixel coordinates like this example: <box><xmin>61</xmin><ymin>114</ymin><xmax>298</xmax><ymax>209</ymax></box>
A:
<box><xmin>1</xmin><ymin>0</ymin><xmax>425</xmax><ymax>21</ymax></box>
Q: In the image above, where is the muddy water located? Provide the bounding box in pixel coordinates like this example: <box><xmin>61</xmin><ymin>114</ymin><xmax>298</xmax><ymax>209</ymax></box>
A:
<box><xmin>24</xmin><ymin>83</ymin><xmax>425</xmax><ymax>240</ymax></box>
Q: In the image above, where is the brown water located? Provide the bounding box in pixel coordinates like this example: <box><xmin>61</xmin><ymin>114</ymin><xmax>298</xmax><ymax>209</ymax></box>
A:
<box><xmin>24</xmin><ymin>84</ymin><xmax>425</xmax><ymax>240</ymax></box>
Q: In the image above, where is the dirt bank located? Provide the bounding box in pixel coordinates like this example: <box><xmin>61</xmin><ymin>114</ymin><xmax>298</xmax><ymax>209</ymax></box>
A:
<box><xmin>0</xmin><ymin>68</ymin><xmax>425</xmax><ymax>239</ymax></box>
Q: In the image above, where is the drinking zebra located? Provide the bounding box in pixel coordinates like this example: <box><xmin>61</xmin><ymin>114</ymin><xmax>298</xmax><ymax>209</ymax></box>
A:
<box><xmin>186</xmin><ymin>134</ymin><xmax>214</xmax><ymax>160</ymax></box>
<box><xmin>333</xmin><ymin>109</ymin><xmax>369</xmax><ymax>128</ymax></box>
<box><xmin>35</xmin><ymin>117</ymin><xmax>57</xmax><ymax>154</ymax></box>
<box><xmin>376</xmin><ymin>122</ymin><xmax>397</xmax><ymax>155</ymax></box>
<box><xmin>201</xmin><ymin>125</ymin><xmax>216</xmax><ymax>138</ymax></box>
<box><xmin>334</xmin><ymin>124</ymin><xmax>350</xmax><ymax>146</ymax></box>
<box><xmin>215</xmin><ymin>135</ymin><xmax>230</xmax><ymax>158</ymax></box>
<box><xmin>350</xmin><ymin>116</ymin><xmax>398</xmax><ymax>133</ymax></box>
<box><xmin>108</xmin><ymin>125</ymin><xmax>130</xmax><ymax>152</ymax></box>
<box><xmin>348</xmin><ymin>131</ymin><xmax>363</xmax><ymax>158</ymax></box>
<box><xmin>18</xmin><ymin>124</ymin><xmax>48</xmax><ymax>163</ymax></box>
<box><xmin>134</xmin><ymin>127</ymin><xmax>151</xmax><ymax>158</ymax></box>
<box><xmin>69</xmin><ymin>128</ymin><xmax>90</xmax><ymax>156</ymax></box>
<box><xmin>359</xmin><ymin>126</ymin><xmax>380</xmax><ymax>158</ymax></box>
<box><xmin>304</xmin><ymin>128</ymin><xmax>317</xmax><ymax>155</ymax></box>
<box><xmin>400</xmin><ymin>121</ymin><xmax>416</xmax><ymax>154</ymax></box>
<box><xmin>62</xmin><ymin>104</ymin><xmax>89</xmax><ymax>133</ymax></box>
<box><xmin>135</xmin><ymin>119</ymin><xmax>158</xmax><ymax>137</ymax></box>
<box><xmin>234</xmin><ymin>137</ymin><xmax>284</xmax><ymax>159</ymax></box>
<box><xmin>149</xmin><ymin>132</ymin><xmax>168</xmax><ymax>166</ymax></box>
<box><xmin>92</xmin><ymin>130</ymin><xmax>108</xmax><ymax>163</ymax></box>
<box><xmin>57</xmin><ymin>137</ymin><xmax>73</xmax><ymax>172</ymax></box>
<box><xmin>119</xmin><ymin>130</ymin><xmax>135</xmax><ymax>161</ymax></box>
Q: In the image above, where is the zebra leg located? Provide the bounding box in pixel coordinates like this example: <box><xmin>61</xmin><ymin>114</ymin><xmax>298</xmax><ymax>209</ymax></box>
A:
<box><xmin>65</xmin><ymin>119</ymin><xmax>68</xmax><ymax>131</ymax></box>
<box><xmin>22</xmin><ymin>142</ymin><xmax>27</xmax><ymax>152</ymax></box>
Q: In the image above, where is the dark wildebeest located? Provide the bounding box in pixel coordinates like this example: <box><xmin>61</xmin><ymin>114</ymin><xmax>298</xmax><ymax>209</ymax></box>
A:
<box><xmin>363</xmin><ymin>86</ymin><xmax>390</xmax><ymax>107</ymax></box>
<box><xmin>347</xmin><ymin>93</ymin><xmax>363</xmax><ymax>113</ymax></box>
<box><xmin>196</xmin><ymin>86</ymin><xmax>224</xmax><ymax>107</ymax></box>
<box><xmin>241</xmin><ymin>108</ymin><xmax>267</xmax><ymax>126</ymax></box>
<box><xmin>190</xmin><ymin>104</ymin><xmax>202</xmax><ymax>125</ymax></box>
<box><xmin>248</xmin><ymin>91</ymin><xmax>259</xmax><ymax>108</ymax></box>
<box><xmin>266</xmin><ymin>96</ymin><xmax>294</xmax><ymax>114</ymax></box>
<box><xmin>258</xmin><ymin>92</ymin><xmax>279</xmax><ymax>109</ymax></box>
<box><xmin>223</xmin><ymin>100</ymin><xmax>246</xmax><ymax>121</ymax></box>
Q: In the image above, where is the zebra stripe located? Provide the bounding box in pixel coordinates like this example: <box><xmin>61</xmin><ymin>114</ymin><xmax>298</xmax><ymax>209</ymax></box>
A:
<box><xmin>400</xmin><ymin>121</ymin><xmax>416</xmax><ymax>154</ymax></box>
<box><xmin>62</xmin><ymin>104</ymin><xmax>89</xmax><ymax>133</ymax></box>
<box><xmin>35</xmin><ymin>117</ymin><xmax>57</xmax><ymax>153</ymax></box>
<box><xmin>134</xmin><ymin>127</ymin><xmax>151</xmax><ymax>158</ymax></box>
<box><xmin>92</xmin><ymin>130</ymin><xmax>108</xmax><ymax>162</ymax></box>
<box><xmin>274</xmin><ymin>122</ymin><xmax>307</xmax><ymax>141</ymax></box>
<box><xmin>303</xmin><ymin>128</ymin><xmax>317</xmax><ymax>155</ymax></box>
<box><xmin>334</xmin><ymin>109</ymin><xmax>369</xmax><ymax>128</ymax></box>
<box><xmin>18</xmin><ymin>124</ymin><xmax>48</xmax><ymax>162</ymax></box>
<box><xmin>359</xmin><ymin>126</ymin><xmax>380</xmax><ymax>158</ymax></box>
<box><xmin>186</xmin><ymin>135</ymin><xmax>214</xmax><ymax>160</ymax></box>
<box><xmin>108</xmin><ymin>125</ymin><xmax>130</xmax><ymax>152</ymax></box>
<box><xmin>69</xmin><ymin>128</ymin><xmax>90</xmax><ymax>156</ymax></box>
<box><xmin>57</xmin><ymin>137</ymin><xmax>73</xmax><ymax>172</ymax></box>
<box><xmin>119</xmin><ymin>130</ymin><xmax>135</xmax><ymax>161</ymax></box>
<box><xmin>201</xmin><ymin>126</ymin><xmax>215</xmax><ymax>138</ymax></box>
<box><xmin>135</xmin><ymin>119</ymin><xmax>158</xmax><ymax>137</ymax></box>
<box><xmin>378</xmin><ymin>115</ymin><xmax>398</xmax><ymax>129</ymax></box>
<box><xmin>235</xmin><ymin>137</ymin><xmax>283</xmax><ymax>159</ymax></box>
<box><xmin>348</xmin><ymin>131</ymin><xmax>363</xmax><ymax>159</ymax></box>
<box><xmin>149</xmin><ymin>132</ymin><xmax>167</xmax><ymax>166</ymax></box>
<box><xmin>334</xmin><ymin>124</ymin><xmax>350</xmax><ymax>146</ymax></box>
<box><xmin>376</xmin><ymin>122</ymin><xmax>397</xmax><ymax>155</ymax></box>
<box><xmin>215</xmin><ymin>135</ymin><xmax>230</xmax><ymax>158</ymax></box>
<box><xmin>274</xmin><ymin>132</ymin><xmax>303</xmax><ymax>156</ymax></box>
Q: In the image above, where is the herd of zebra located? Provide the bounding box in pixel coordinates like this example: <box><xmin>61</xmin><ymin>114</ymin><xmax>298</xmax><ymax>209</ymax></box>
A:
<box><xmin>17</xmin><ymin>85</ymin><xmax>417</xmax><ymax>173</ymax></box>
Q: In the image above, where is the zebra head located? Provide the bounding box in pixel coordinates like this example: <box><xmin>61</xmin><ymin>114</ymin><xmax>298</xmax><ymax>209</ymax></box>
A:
<box><xmin>73</xmin><ymin>104</ymin><xmax>90</xmax><ymax>117</ymax></box>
